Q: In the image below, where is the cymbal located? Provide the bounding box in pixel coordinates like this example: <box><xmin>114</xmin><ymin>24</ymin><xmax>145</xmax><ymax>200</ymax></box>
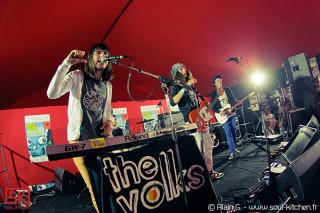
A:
<box><xmin>136</xmin><ymin>119</ymin><xmax>154</xmax><ymax>124</ymax></box>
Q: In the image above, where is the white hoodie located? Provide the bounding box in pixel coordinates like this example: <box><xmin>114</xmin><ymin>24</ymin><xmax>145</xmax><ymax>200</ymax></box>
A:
<box><xmin>47</xmin><ymin>59</ymin><xmax>113</xmax><ymax>141</ymax></box>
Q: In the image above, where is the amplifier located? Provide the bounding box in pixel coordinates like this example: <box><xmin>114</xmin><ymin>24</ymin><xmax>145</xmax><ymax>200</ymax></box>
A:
<box><xmin>158</xmin><ymin>112</ymin><xmax>185</xmax><ymax>128</ymax></box>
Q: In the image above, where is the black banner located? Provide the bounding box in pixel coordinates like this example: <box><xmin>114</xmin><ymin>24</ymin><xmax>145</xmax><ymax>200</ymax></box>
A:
<box><xmin>97</xmin><ymin>135</ymin><xmax>219</xmax><ymax>213</ymax></box>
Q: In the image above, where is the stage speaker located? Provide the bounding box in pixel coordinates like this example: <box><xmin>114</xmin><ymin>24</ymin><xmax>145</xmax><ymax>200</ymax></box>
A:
<box><xmin>158</xmin><ymin>112</ymin><xmax>185</xmax><ymax>128</ymax></box>
<box><xmin>284</xmin><ymin>53</ymin><xmax>318</xmax><ymax>110</ymax></box>
<box><xmin>54</xmin><ymin>167</ymin><xmax>85</xmax><ymax>194</ymax></box>
<box><xmin>258</xmin><ymin>138</ymin><xmax>320</xmax><ymax>205</ymax></box>
<box><xmin>307</xmin><ymin>115</ymin><xmax>320</xmax><ymax>130</ymax></box>
<box><xmin>282</xmin><ymin>125</ymin><xmax>320</xmax><ymax>163</ymax></box>
<box><xmin>284</xmin><ymin>53</ymin><xmax>312</xmax><ymax>84</ymax></box>
<box><xmin>288</xmin><ymin>108</ymin><xmax>311</xmax><ymax>134</ymax></box>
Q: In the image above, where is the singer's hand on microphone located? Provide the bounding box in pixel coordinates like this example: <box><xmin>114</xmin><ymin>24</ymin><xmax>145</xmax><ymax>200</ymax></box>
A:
<box><xmin>66</xmin><ymin>50</ymin><xmax>87</xmax><ymax>64</ymax></box>
<box><xmin>187</xmin><ymin>78</ymin><xmax>197</xmax><ymax>86</ymax></box>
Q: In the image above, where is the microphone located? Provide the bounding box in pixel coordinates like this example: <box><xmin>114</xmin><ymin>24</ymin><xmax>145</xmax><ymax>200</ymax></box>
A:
<box><xmin>225</xmin><ymin>57</ymin><xmax>244</xmax><ymax>63</ymax></box>
<box><xmin>100</xmin><ymin>55</ymin><xmax>128</xmax><ymax>62</ymax></box>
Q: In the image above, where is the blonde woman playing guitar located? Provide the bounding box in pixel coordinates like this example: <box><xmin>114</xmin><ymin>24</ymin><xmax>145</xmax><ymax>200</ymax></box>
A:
<box><xmin>211</xmin><ymin>75</ymin><xmax>241</xmax><ymax>160</ymax></box>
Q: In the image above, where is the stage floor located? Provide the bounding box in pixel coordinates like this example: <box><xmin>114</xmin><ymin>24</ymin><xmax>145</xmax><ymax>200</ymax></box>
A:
<box><xmin>26</xmin><ymin>137</ymin><xmax>284</xmax><ymax>213</ymax></box>
<box><xmin>211</xmin><ymin>137</ymin><xmax>283</xmax><ymax>209</ymax></box>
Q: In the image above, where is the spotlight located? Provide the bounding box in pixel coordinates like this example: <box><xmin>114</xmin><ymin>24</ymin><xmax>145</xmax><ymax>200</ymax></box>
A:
<box><xmin>251</xmin><ymin>71</ymin><xmax>266</xmax><ymax>86</ymax></box>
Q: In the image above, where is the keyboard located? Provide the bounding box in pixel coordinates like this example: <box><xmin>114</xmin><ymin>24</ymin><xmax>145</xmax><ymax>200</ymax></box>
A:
<box><xmin>45</xmin><ymin>123</ymin><xmax>197</xmax><ymax>161</ymax></box>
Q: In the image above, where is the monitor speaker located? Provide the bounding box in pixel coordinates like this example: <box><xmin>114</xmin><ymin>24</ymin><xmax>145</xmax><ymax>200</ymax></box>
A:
<box><xmin>258</xmin><ymin>137</ymin><xmax>320</xmax><ymax>205</ymax></box>
<box><xmin>282</xmin><ymin>125</ymin><xmax>320</xmax><ymax>163</ymax></box>
<box><xmin>307</xmin><ymin>115</ymin><xmax>320</xmax><ymax>130</ymax></box>
<box><xmin>54</xmin><ymin>167</ymin><xmax>85</xmax><ymax>194</ymax></box>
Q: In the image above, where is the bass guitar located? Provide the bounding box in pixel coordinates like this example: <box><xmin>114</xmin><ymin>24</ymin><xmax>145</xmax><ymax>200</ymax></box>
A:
<box><xmin>188</xmin><ymin>94</ymin><xmax>220</xmax><ymax>131</ymax></box>
<box><xmin>215</xmin><ymin>92</ymin><xmax>255</xmax><ymax>124</ymax></box>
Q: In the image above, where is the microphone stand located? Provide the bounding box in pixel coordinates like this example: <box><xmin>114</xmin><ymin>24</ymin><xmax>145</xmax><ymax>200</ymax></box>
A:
<box><xmin>233</xmin><ymin>59</ymin><xmax>272</xmax><ymax>187</ymax></box>
<box><xmin>154</xmin><ymin>99</ymin><xmax>164</xmax><ymax>130</ymax></box>
<box><xmin>112</xmin><ymin>60</ymin><xmax>190</xmax><ymax>213</ymax></box>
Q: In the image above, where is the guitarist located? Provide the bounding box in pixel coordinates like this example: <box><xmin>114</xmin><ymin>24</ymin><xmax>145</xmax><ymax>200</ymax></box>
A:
<box><xmin>211</xmin><ymin>75</ymin><xmax>240</xmax><ymax>160</ymax></box>
<box><xmin>169</xmin><ymin>63</ymin><xmax>224</xmax><ymax>181</ymax></box>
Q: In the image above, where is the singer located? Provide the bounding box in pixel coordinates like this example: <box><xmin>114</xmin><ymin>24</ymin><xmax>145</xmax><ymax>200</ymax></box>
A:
<box><xmin>169</xmin><ymin>63</ymin><xmax>224</xmax><ymax>181</ymax></box>
<box><xmin>47</xmin><ymin>43</ymin><xmax>115</xmax><ymax>213</ymax></box>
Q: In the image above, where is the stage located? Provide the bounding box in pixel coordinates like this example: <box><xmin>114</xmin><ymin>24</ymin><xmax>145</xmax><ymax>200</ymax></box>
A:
<box><xmin>25</xmin><ymin>136</ymin><xmax>285</xmax><ymax>213</ymax></box>
<box><xmin>211</xmin><ymin>137</ymin><xmax>283</xmax><ymax>210</ymax></box>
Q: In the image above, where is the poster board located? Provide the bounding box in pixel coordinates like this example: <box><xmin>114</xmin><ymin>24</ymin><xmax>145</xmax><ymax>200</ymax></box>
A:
<box><xmin>140</xmin><ymin>105</ymin><xmax>160</xmax><ymax>132</ymax></box>
<box><xmin>113</xmin><ymin>108</ymin><xmax>130</xmax><ymax>135</ymax></box>
<box><xmin>24</xmin><ymin>114</ymin><xmax>53</xmax><ymax>163</ymax></box>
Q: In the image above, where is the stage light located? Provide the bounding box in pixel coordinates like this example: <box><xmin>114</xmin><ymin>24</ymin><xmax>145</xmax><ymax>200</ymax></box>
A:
<box><xmin>251</xmin><ymin>71</ymin><xmax>266</xmax><ymax>86</ymax></box>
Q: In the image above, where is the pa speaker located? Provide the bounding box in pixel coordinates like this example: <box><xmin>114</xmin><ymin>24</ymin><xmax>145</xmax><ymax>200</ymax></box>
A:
<box><xmin>284</xmin><ymin>53</ymin><xmax>312</xmax><ymax>84</ymax></box>
<box><xmin>258</xmin><ymin>138</ymin><xmax>320</xmax><ymax>205</ymax></box>
<box><xmin>283</xmin><ymin>53</ymin><xmax>318</xmax><ymax>110</ymax></box>
<box><xmin>54</xmin><ymin>167</ymin><xmax>85</xmax><ymax>194</ymax></box>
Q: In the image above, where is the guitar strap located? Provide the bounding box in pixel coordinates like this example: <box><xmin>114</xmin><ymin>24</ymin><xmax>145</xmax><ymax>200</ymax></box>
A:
<box><xmin>198</xmin><ymin>94</ymin><xmax>206</xmax><ymax>102</ymax></box>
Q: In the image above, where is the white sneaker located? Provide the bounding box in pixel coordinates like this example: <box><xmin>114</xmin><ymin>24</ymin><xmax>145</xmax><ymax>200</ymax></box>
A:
<box><xmin>229</xmin><ymin>153</ymin><xmax>235</xmax><ymax>160</ymax></box>
<box><xmin>235</xmin><ymin>149</ymin><xmax>240</xmax><ymax>155</ymax></box>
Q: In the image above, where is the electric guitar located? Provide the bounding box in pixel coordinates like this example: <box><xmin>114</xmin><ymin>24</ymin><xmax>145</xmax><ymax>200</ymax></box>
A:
<box><xmin>215</xmin><ymin>92</ymin><xmax>255</xmax><ymax>124</ymax></box>
<box><xmin>188</xmin><ymin>94</ymin><xmax>220</xmax><ymax>131</ymax></box>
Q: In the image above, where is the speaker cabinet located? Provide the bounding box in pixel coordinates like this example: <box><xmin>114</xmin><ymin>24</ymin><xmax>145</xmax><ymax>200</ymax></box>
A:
<box><xmin>258</xmin><ymin>138</ymin><xmax>320</xmax><ymax>205</ymax></box>
<box><xmin>54</xmin><ymin>167</ymin><xmax>85</xmax><ymax>194</ymax></box>
<box><xmin>284</xmin><ymin>53</ymin><xmax>318</xmax><ymax>109</ymax></box>
<box><xmin>157</xmin><ymin>112</ymin><xmax>185</xmax><ymax>128</ymax></box>
<box><xmin>282</xmin><ymin>125</ymin><xmax>320</xmax><ymax>163</ymax></box>
<box><xmin>284</xmin><ymin>53</ymin><xmax>312</xmax><ymax>84</ymax></box>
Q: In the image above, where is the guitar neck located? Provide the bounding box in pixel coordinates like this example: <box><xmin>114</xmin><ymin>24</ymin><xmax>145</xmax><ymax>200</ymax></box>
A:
<box><xmin>206</xmin><ymin>95</ymin><xmax>219</xmax><ymax>113</ymax></box>
<box><xmin>230</xmin><ymin>95</ymin><xmax>249</xmax><ymax>112</ymax></box>
<box><xmin>230</xmin><ymin>103</ymin><xmax>240</xmax><ymax>112</ymax></box>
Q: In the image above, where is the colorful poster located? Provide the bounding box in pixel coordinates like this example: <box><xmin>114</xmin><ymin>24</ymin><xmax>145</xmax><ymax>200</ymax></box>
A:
<box><xmin>24</xmin><ymin>114</ymin><xmax>53</xmax><ymax>163</ymax></box>
<box><xmin>113</xmin><ymin>108</ymin><xmax>130</xmax><ymax>135</ymax></box>
<box><xmin>140</xmin><ymin>105</ymin><xmax>160</xmax><ymax>132</ymax></box>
